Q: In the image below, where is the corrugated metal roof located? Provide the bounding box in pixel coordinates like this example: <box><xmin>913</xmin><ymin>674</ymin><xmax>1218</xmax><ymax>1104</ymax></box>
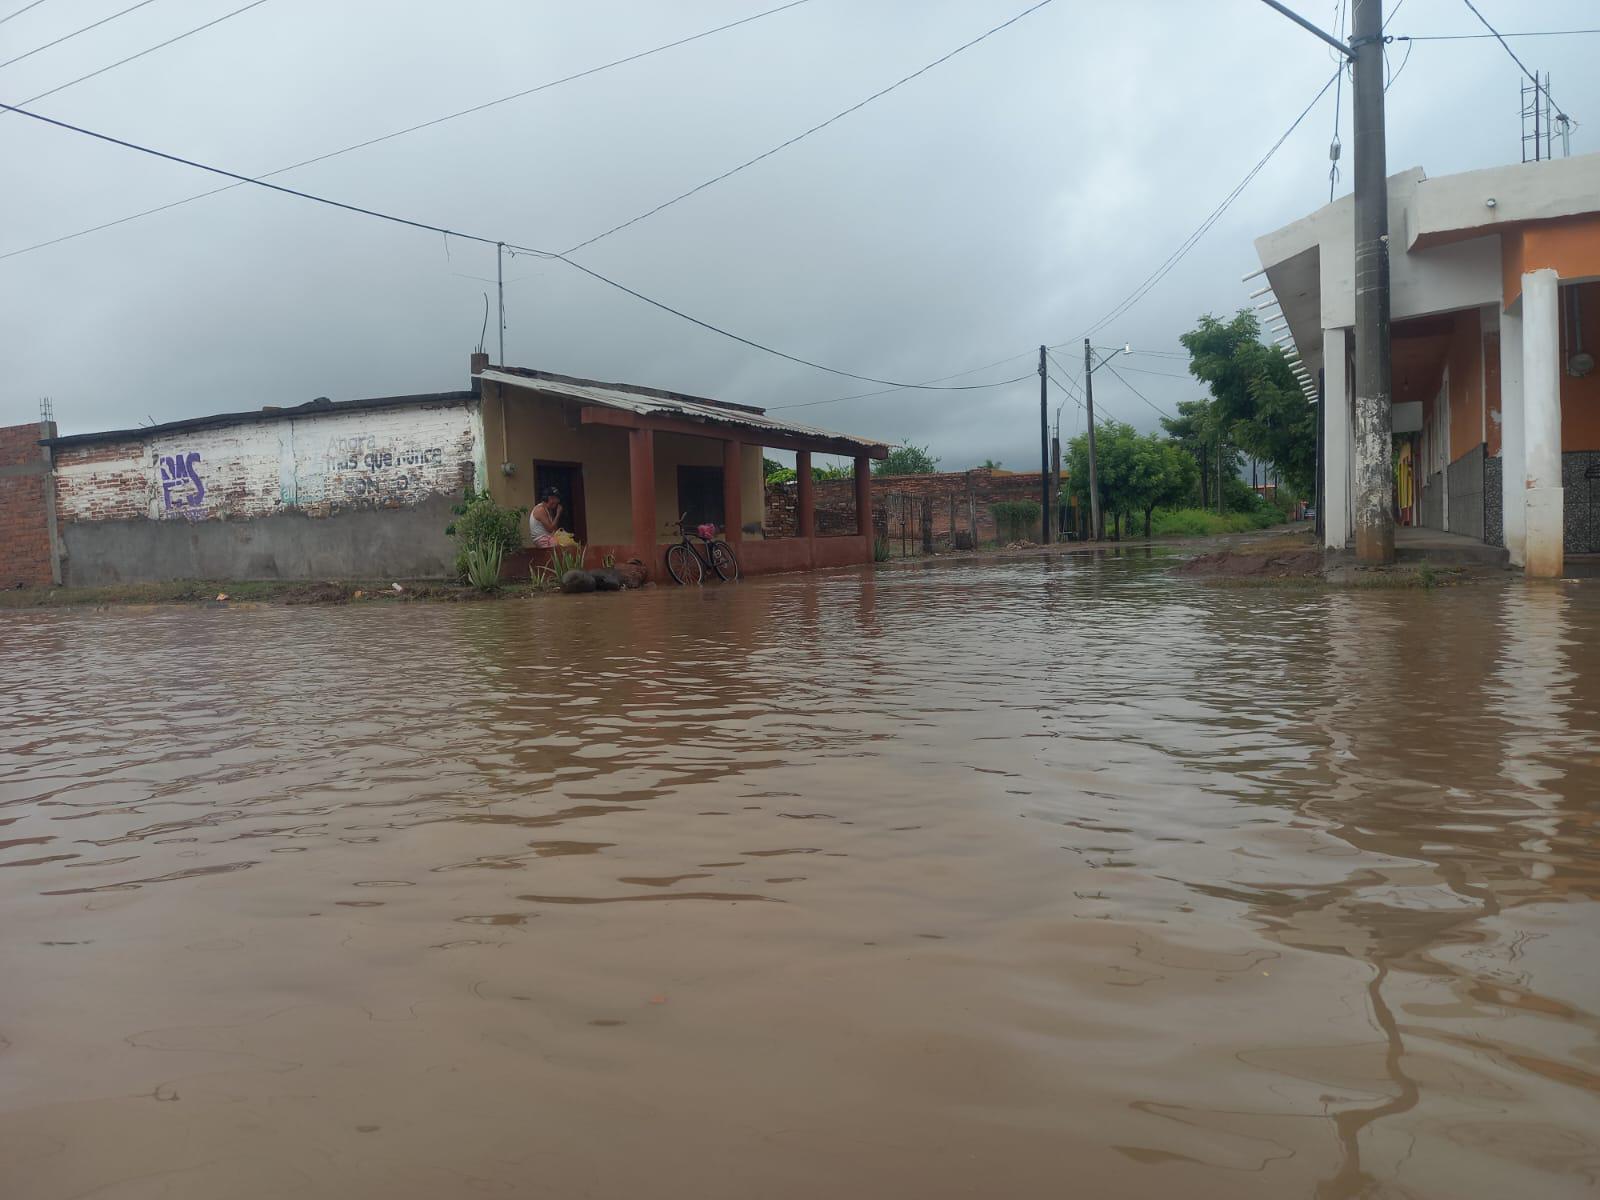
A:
<box><xmin>479</xmin><ymin>368</ymin><xmax>887</xmax><ymax>454</ymax></box>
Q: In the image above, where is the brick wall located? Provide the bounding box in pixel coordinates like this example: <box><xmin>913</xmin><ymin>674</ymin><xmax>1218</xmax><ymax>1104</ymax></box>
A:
<box><xmin>765</xmin><ymin>469</ymin><xmax>1054</xmax><ymax>543</ymax></box>
<box><xmin>0</xmin><ymin>422</ymin><xmax>55</xmax><ymax>588</ymax></box>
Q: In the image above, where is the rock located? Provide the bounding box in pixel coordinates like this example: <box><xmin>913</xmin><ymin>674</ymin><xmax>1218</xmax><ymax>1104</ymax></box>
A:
<box><xmin>560</xmin><ymin>569</ymin><xmax>597</xmax><ymax>594</ymax></box>
<box><xmin>590</xmin><ymin>568</ymin><xmax>623</xmax><ymax>592</ymax></box>
<box><xmin>615</xmin><ymin>560</ymin><xmax>648</xmax><ymax>589</ymax></box>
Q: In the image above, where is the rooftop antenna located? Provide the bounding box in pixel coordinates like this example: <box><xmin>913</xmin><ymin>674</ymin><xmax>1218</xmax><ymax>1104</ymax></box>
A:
<box><xmin>38</xmin><ymin>395</ymin><xmax>53</xmax><ymax>425</ymax></box>
<box><xmin>496</xmin><ymin>242</ymin><xmax>505</xmax><ymax>366</ymax></box>
<box><xmin>1521</xmin><ymin>71</ymin><xmax>1567</xmax><ymax>162</ymax></box>
<box><xmin>475</xmin><ymin>293</ymin><xmax>488</xmax><ymax>355</ymax></box>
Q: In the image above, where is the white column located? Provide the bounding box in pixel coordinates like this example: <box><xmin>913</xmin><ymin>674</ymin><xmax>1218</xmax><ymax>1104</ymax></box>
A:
<box><xmin>1500</xmin><ymin>304</ymin><xmax>1525</xmax><ymax>566</ymax></box>
<box><xmin>1522</xmin><ymin>268</ymin><xmax>1563</xmax><ymax>578</ymax></box>
<box><xmin>1323</xmin><ymin>328</ymin><xmax>1351</xmax><ymax>550</ymax></box>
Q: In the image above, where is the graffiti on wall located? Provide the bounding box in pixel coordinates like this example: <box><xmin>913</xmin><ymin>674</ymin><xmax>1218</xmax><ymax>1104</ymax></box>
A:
<box><xmin>158</xmin><ymin>451</ymin><xmax>206</xmax><ymax>515</ymax></box>
<box><xmin>325</xmin><ymin>433</ymin><xmax>447</xmax><ymax>506</ymax></box>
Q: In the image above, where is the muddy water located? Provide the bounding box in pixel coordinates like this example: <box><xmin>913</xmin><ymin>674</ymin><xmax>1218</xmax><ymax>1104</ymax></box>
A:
<box><xmin>2</xmin><ymin>556</ymin><xmax>1598</xmax><ymax>1199</ymax></box>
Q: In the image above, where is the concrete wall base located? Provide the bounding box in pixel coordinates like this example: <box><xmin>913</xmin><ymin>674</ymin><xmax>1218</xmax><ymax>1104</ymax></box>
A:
<box><xmin>1524</xmin><ymin>486</ymin><xmax>1565</xmax><ymax>578</ymax></box>
<box><xmin>60</xmin><ymin>496</ymin><xmax>461</xmax><ymax>585</ymax></box>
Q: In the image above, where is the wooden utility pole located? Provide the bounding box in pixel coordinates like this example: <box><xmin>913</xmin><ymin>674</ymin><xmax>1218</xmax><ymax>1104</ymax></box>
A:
<box><xmin>1038</xmin><ymin>345</ymin><xmax>1051</xmax><ymax>544</ymax></box>
<box><xmin>1083</xmin><ymin>338</ymin><xmax>1102</xmax><ymax>539</ymax></box>
<box><xmin>1350</xmin><ymin>0</ymin><xmax>1395</xmax><ymax>563</ymax></box>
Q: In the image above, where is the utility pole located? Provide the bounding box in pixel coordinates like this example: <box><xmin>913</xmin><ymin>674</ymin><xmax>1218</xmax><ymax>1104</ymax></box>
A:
<box><xmin>1350</xmin><ymin>0</ymin><xmax>1394</xmax><ymax>563</ymax></box>
<box><xmin>1258</xmin><ymin>0</ymin><xmax>1394</xmax><ymax>561</ymax></box>
<box><xmin>1051</xmin><ymin>431</ymin><xmax>1061</xmax><ymax>537</ymax></box>
<box><xmin>1038</xmin><ymin>345</ymin><xmax>1051</xmax><ymax>544</ymax></box>
<box><xmin>1082</xmin><ymin>338</ymin><xmax>1102</xmax><ymax>540</ymax></box>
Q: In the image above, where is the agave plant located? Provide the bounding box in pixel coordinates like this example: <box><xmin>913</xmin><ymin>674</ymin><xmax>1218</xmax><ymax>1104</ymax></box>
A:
<box><xmin>463</xmin><ymin>538</ymin><xmax>505</xmax><ymax>590</ymax></box>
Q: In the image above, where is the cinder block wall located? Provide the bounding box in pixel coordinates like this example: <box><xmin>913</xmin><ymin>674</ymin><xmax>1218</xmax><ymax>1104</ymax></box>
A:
<box><xmin>0</xmin><ymin>422</ymin><xmax>55</xmax><ymax>588</ymax></box>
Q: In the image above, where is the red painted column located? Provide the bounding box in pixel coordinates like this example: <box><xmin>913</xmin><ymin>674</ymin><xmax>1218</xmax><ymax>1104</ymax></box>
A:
<box><xmin>629</xmin><ymin>427</ymin><xmax>655</xmax><ymax>564</ymax></box>
<box><xmin>853</xmin><ymin>455</ymin><xmax>871</xmax><ymax>539</ymax></box>
<box><xmin>722</xmin><ymin>439</ymin><xmax>743</xmax><ymax>542</ymax></box>
<box><xmin>796</xmin><ymin>450</ymin><xmax>815</xmax><ymax>539</ymax></box>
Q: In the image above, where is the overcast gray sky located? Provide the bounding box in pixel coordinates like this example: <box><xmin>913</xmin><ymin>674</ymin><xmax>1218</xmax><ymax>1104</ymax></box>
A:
<box><xmin>3</xmin><ymin>0</ymin><xmax>1597</xmax><ymax>469</ymax></box>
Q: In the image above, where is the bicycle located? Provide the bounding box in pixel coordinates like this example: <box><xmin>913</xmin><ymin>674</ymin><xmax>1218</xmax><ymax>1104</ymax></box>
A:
<box><xmin>665</xmin><ymin>514</ymin><xmax>740</xmax><ymax>585</ymax></box>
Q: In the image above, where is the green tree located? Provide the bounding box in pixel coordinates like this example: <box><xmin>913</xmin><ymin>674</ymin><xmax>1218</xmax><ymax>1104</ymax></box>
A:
<box><xmin>979</xmin><ymin>458</ymin><xmax>1004</xmax><ymax>470</ymax></box>
<box><xmin>874</xmin><ymin>441</ymin><xmax>940</xmax><ymax>476</ymax></box>
<box><xmin>763</xmin><ymin>456</ymin><xmax>787</xmax><ymax>482</ymax></box>
<box><xmin>1180</xmin><ymin>311</ymin><xmax>1315</xmax><ymax>504</ymax></box>
<box><xmin>1065</xmin><ymin>425</ymin><xmax>1199</xmax><ymax>539</ymax></box>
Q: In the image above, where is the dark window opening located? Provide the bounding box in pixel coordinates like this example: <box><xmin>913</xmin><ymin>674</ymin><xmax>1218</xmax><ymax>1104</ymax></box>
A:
<box><xmin>533</xmin><ymin>461</ymin><xmax>586</xmax><ymax>543</ymax></box>
<box><xmin>677</xmin><ymin>465</ymin><xmax>724</xmax><ymax>532</ymax></box>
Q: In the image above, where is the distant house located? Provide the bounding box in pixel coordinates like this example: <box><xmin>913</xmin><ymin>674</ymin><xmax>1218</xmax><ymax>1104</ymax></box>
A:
<box><xmin>1255</xmin><ymin>152</ymin><xmax>1600</xmax><ymax>576</ymax></box>
<box><xmin>0</xmin><ymin>355</ymin><xmax>887</xmax><ymax>588</ymax></box>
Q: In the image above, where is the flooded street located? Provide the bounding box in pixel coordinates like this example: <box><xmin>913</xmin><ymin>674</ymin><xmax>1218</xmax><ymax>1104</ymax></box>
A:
<box><xmin>2</xmin><ymin>554</ymin><xmax>1598</xmax><ymax>1199</ymax></box>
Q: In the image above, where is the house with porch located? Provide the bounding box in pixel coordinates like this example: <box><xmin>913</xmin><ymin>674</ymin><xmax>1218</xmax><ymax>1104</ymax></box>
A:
<box><xmin>472</xmin><ymin>357</ymin><xmax>886</xmax><ymax>578</ymax></box>
<box><xmin>1254</xmin><ymin>152</ymin><xmax>1600</xmax><ymax>577</ymax></box>
<box><xmin>0</xmin><ymin>354</ymin><xmax>886</xmax><ymax>588</ymax></box>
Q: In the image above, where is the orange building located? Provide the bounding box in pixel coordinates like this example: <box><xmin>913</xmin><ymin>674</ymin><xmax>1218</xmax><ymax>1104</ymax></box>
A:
<box><xmin>1254</xmin><ymin>153</ymin><xmax>1600</xmax><ymax>577</ymax></box>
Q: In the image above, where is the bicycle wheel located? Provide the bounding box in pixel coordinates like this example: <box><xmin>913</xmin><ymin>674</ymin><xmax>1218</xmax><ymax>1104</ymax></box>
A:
<box><xmin>665</xmin><ymin>542</ymin><xmax>702</xmax><ymax>585</ymax></box>
<box><xmin>709</xmin><ymin>540</ymin><xmax>740</xmax><ymax>582</ymax></box>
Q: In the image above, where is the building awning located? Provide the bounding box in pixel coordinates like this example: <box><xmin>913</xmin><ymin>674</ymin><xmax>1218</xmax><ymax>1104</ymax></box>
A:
<box><xmin>480</xmin><ymin>367</ymin><xmax>888</xmax><ymax>459</ymax></box>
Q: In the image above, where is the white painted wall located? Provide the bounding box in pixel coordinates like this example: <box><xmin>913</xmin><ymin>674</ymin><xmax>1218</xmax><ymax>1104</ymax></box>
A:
<box><xmin>1323</xmin><ymin>327</ymin><xmax>1351</xmax><ymax>550</ymax></box>
<box><xmin>1522</xmin><ymin>269</ymin><xmax>1564</xmax><ymax>577</ymax></box>
<box><xmin>56</xmin><ymin>402</ymin><xmax>481</xmax><ymax>524</ymax></box>
<box><xmin>1500</xmin><ymin>305</ymin><xmax>1526</xmax><ymax>565</ymax></box>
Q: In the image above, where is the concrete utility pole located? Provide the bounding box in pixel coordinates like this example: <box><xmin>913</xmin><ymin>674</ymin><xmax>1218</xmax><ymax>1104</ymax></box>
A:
<box><xmin>1083</xmin><ymin>338</ymin><xmax>1102</xmax><ymax>540</ymax></box>
<box><xmin>1259</xmin><ymin>0</ymin><xmax>1394</xmax><ymax>561</ymax></box>
<box><xmin>1349</xmin><ymin>0</ymin><xmax>1394</xmax><ymax>563</ymax></box>
<box><xmin>1038</xmin><ymin>345</ymin><xmax>1051</xmax><ymax>544</ymax></box>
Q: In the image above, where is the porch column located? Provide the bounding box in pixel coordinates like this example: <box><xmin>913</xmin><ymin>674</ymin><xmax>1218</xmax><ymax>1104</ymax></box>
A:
<box><xmin>853</xmin><ymin>455</ymin><xmax>871</xmax><ymax>538</ymax></box>
<box><xmin>1323</xmin><ymin>328</ymin><xmax>1351</xmax><ymax>550</ymax></box>
<box><xmin>1522</xmin><ymin>268</ymin><xmax>1563</xmax><ymax>578</ymax></box>
<box><xmin>796</xmin><ymin>450</ymin><xmax>815</xmax><ymax>538</ymax></box>
<box><xmin>628</xmin><ymin>427</ymin><xmax>656</xmax><ymax>560</ymax></box>
<box><xmin>722</xmin><ymin>439</ymin><xmax>743</xmax><ymax>542</ymax></box>
<box><xmin>1500</xmin><ymin>304</ymin><xmax>1526</xmax><ymax>566</ymax></box>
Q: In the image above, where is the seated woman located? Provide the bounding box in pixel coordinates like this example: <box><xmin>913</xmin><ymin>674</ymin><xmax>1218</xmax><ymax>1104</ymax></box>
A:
<box><xmin>528</xmin><ymin>487</ymin><xmax>563</xmax><ymax>549</ymax></box>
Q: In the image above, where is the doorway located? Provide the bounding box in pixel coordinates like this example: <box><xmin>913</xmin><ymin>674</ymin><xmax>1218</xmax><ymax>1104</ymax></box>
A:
<box><xmin>677</xmin><ymin>465</ymin><xmax>725</xmax><ymax>531</ymax></box>
<box><xmin>533</xmin><ymin>461</ymin><xmax>586</xmax><ymax>543</ymax></box>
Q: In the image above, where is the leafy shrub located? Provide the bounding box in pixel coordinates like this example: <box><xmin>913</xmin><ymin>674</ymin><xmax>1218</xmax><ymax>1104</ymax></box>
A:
<box><xmin>447</xmin><ymin>490</ymin><xmax>526</xmax><ymax>579</ymax></box>
<box><xmin>766</xmin><ymin>467</ymin><xmax>797</xmax><ymax>485</ymax></box>
<box><xmin>992</xmin><ymin>500</ymin><xmax>1042</xmax><ymax>543</ymax></box>
<box><xmin>872</xmin><ymin>537</ymin><xmax>892</xmax><ymax>562</ymax></box>
<box><xmin>530</xmin><ymin>541</ymin><xmax>586</xmax><ymax>590</ymax></box>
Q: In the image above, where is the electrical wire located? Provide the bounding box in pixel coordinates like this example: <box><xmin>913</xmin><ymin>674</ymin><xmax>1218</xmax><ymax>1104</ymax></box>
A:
<box><xmin>0</xmin><ymin>0</ymin><xmax>52</xmax><ymax>27</ymax></box>
<box><xmin>0</xmin><ymin>0</ymin><xmax>158</xmax><ymax>71</ymax></box>
<box><xmin>768</xmin><ymin>348</ymin><xmax>1038</xmax><ymax>410</ymax></box>
<box><xmin>563</xmin><ymin>0</ymin><xmax>1059</xmax><ymax>255</ymax></box>
<box><xmin>1459</xmin><ymin>0</ymin><xmax>1575</xmax><ymax>125</ymax></box>
<box><xmin>1072</xmin><ymin>68</ymin><xmax>1341</xmax><ymax>343</ymax></box>
<box><xmin>770</xmin><ymin>369</ymin><xmax>1033</xmax><ymax>411</ymax></box>
<box><xmin>0</xmin><ymin>0</ymin><xmax>816</xmax><ymax>263</ymax></box>
<box><xmin>0</xmin><ymin>98</ymin><xmax>1056</xmax><ymax>394</ymax></box>
<box><xmin>1396</xmin><ymin>29</ymin><xmax>1600</xmax><ymax>41</ymax></box>
<box><xmin>12</xmin><ymin>0</ymin><xmax>270</xmax><ymax>109</ymax></box>
<box><xmin>1328</xmin><ymin>0</ymin><xmax>1347</xmax><ymax>200</ymax></box>
<box><xmin>1384</xmin><ymin>35</ymin><xmax>1414</xmax><ymax>92</ymax></box>
<box><xmin>1101</xmin><ymin>363</ymin><xmax>1175</xmax><ymax>420</ymax></box>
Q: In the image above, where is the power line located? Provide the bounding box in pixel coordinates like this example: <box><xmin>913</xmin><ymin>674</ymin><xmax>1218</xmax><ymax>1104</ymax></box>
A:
<box><xmin>0</xmin><ymin>97</ymin><xmax>1053</xmax><ymax>394</ymax></box>
<box><xmin>768</xmin><ymin>348</ymin><xmax>1038</xmax><ymax>410</ymax></box>
<box><xmin>13</xmin><ymin>0</ymin><xmax>270</xmax><ymax>109</ymax></box>
<box><xmin>770</xmin><ymin>369</ymin><xmax>1033</xmax><ymax>411</ymax></box>
<box><xmin>563</xmin><ymin>0</ymin><xmax>1059</xmax><ymax>254</ymax></box>
<box><xmin>0</xmin><ymin>0</ymin><xmax>53</xmax><ymax>27</ymax></box>
<box><xmin>1396</xmin><ymin>29</ymin><xmax>1600</xmax><ymax>41</ymax></box>
<box><xmin>0</xmin><ymin>0</ymin><xmax>158</xmax><ymax>71</ymax></box>
<box><xmin>1073</xmin><ymin>67</ymin><xmax>1340</xmax><ymax>343</ymax></box>
<box><xmin>1114</xmin><ymin>363</ymin><xmax>1192</xmax><ymax>380</ymax></box>
<box><xmin>0</xmin><ymin>0</ymin><xmax>816</xmax><ymax>263</ymax></box>
<box><xmin>1458</xmin><ymin>0</ymin><xmax>1575</xmax><ymax>125</ymax></box>
<box><xmin>1102</xmin><ymin>362</ymin><xmax>1175</xmax><ymax>420</ymax></box>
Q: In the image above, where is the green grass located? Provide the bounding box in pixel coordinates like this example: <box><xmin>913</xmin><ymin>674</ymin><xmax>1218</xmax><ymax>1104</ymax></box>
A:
<box><xmin>1149</xmin><ymin>507</ymin><xmax>1281</xmax><ymax>537</ymax></box>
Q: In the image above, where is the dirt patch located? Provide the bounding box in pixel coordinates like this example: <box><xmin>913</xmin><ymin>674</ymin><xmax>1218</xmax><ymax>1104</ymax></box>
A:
<box><xmin>1175</xmin><ymin>548</ymin><xmax>1325</xmax><ymax>580</ymax></box>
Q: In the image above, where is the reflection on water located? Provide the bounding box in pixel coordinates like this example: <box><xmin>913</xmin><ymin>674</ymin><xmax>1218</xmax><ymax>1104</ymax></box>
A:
<box><xmin>1</xmin><ymin>558</ymin><xmax>1598</xmax><ymax>1199</ymax></box>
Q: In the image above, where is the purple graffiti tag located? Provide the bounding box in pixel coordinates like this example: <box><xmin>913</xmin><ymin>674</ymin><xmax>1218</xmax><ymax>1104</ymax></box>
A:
<box><xmin>159</xmin><ymin>452</ymin><xmax>205</xmax><ymax>512</ymax></box>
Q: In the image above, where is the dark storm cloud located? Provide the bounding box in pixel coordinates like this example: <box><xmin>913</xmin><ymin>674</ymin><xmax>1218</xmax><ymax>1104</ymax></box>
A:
<box><xmin>3</xmin><ymin>0</ymin><xmax>1596</xmax><ymax>469</ymax></box>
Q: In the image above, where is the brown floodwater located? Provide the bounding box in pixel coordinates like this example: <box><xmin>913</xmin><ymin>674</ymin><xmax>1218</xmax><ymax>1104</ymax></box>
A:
<box><xmin>2</xmin><ymin>553</ymin><xmax>1598</xmax><ymax>1199</ymax></box>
